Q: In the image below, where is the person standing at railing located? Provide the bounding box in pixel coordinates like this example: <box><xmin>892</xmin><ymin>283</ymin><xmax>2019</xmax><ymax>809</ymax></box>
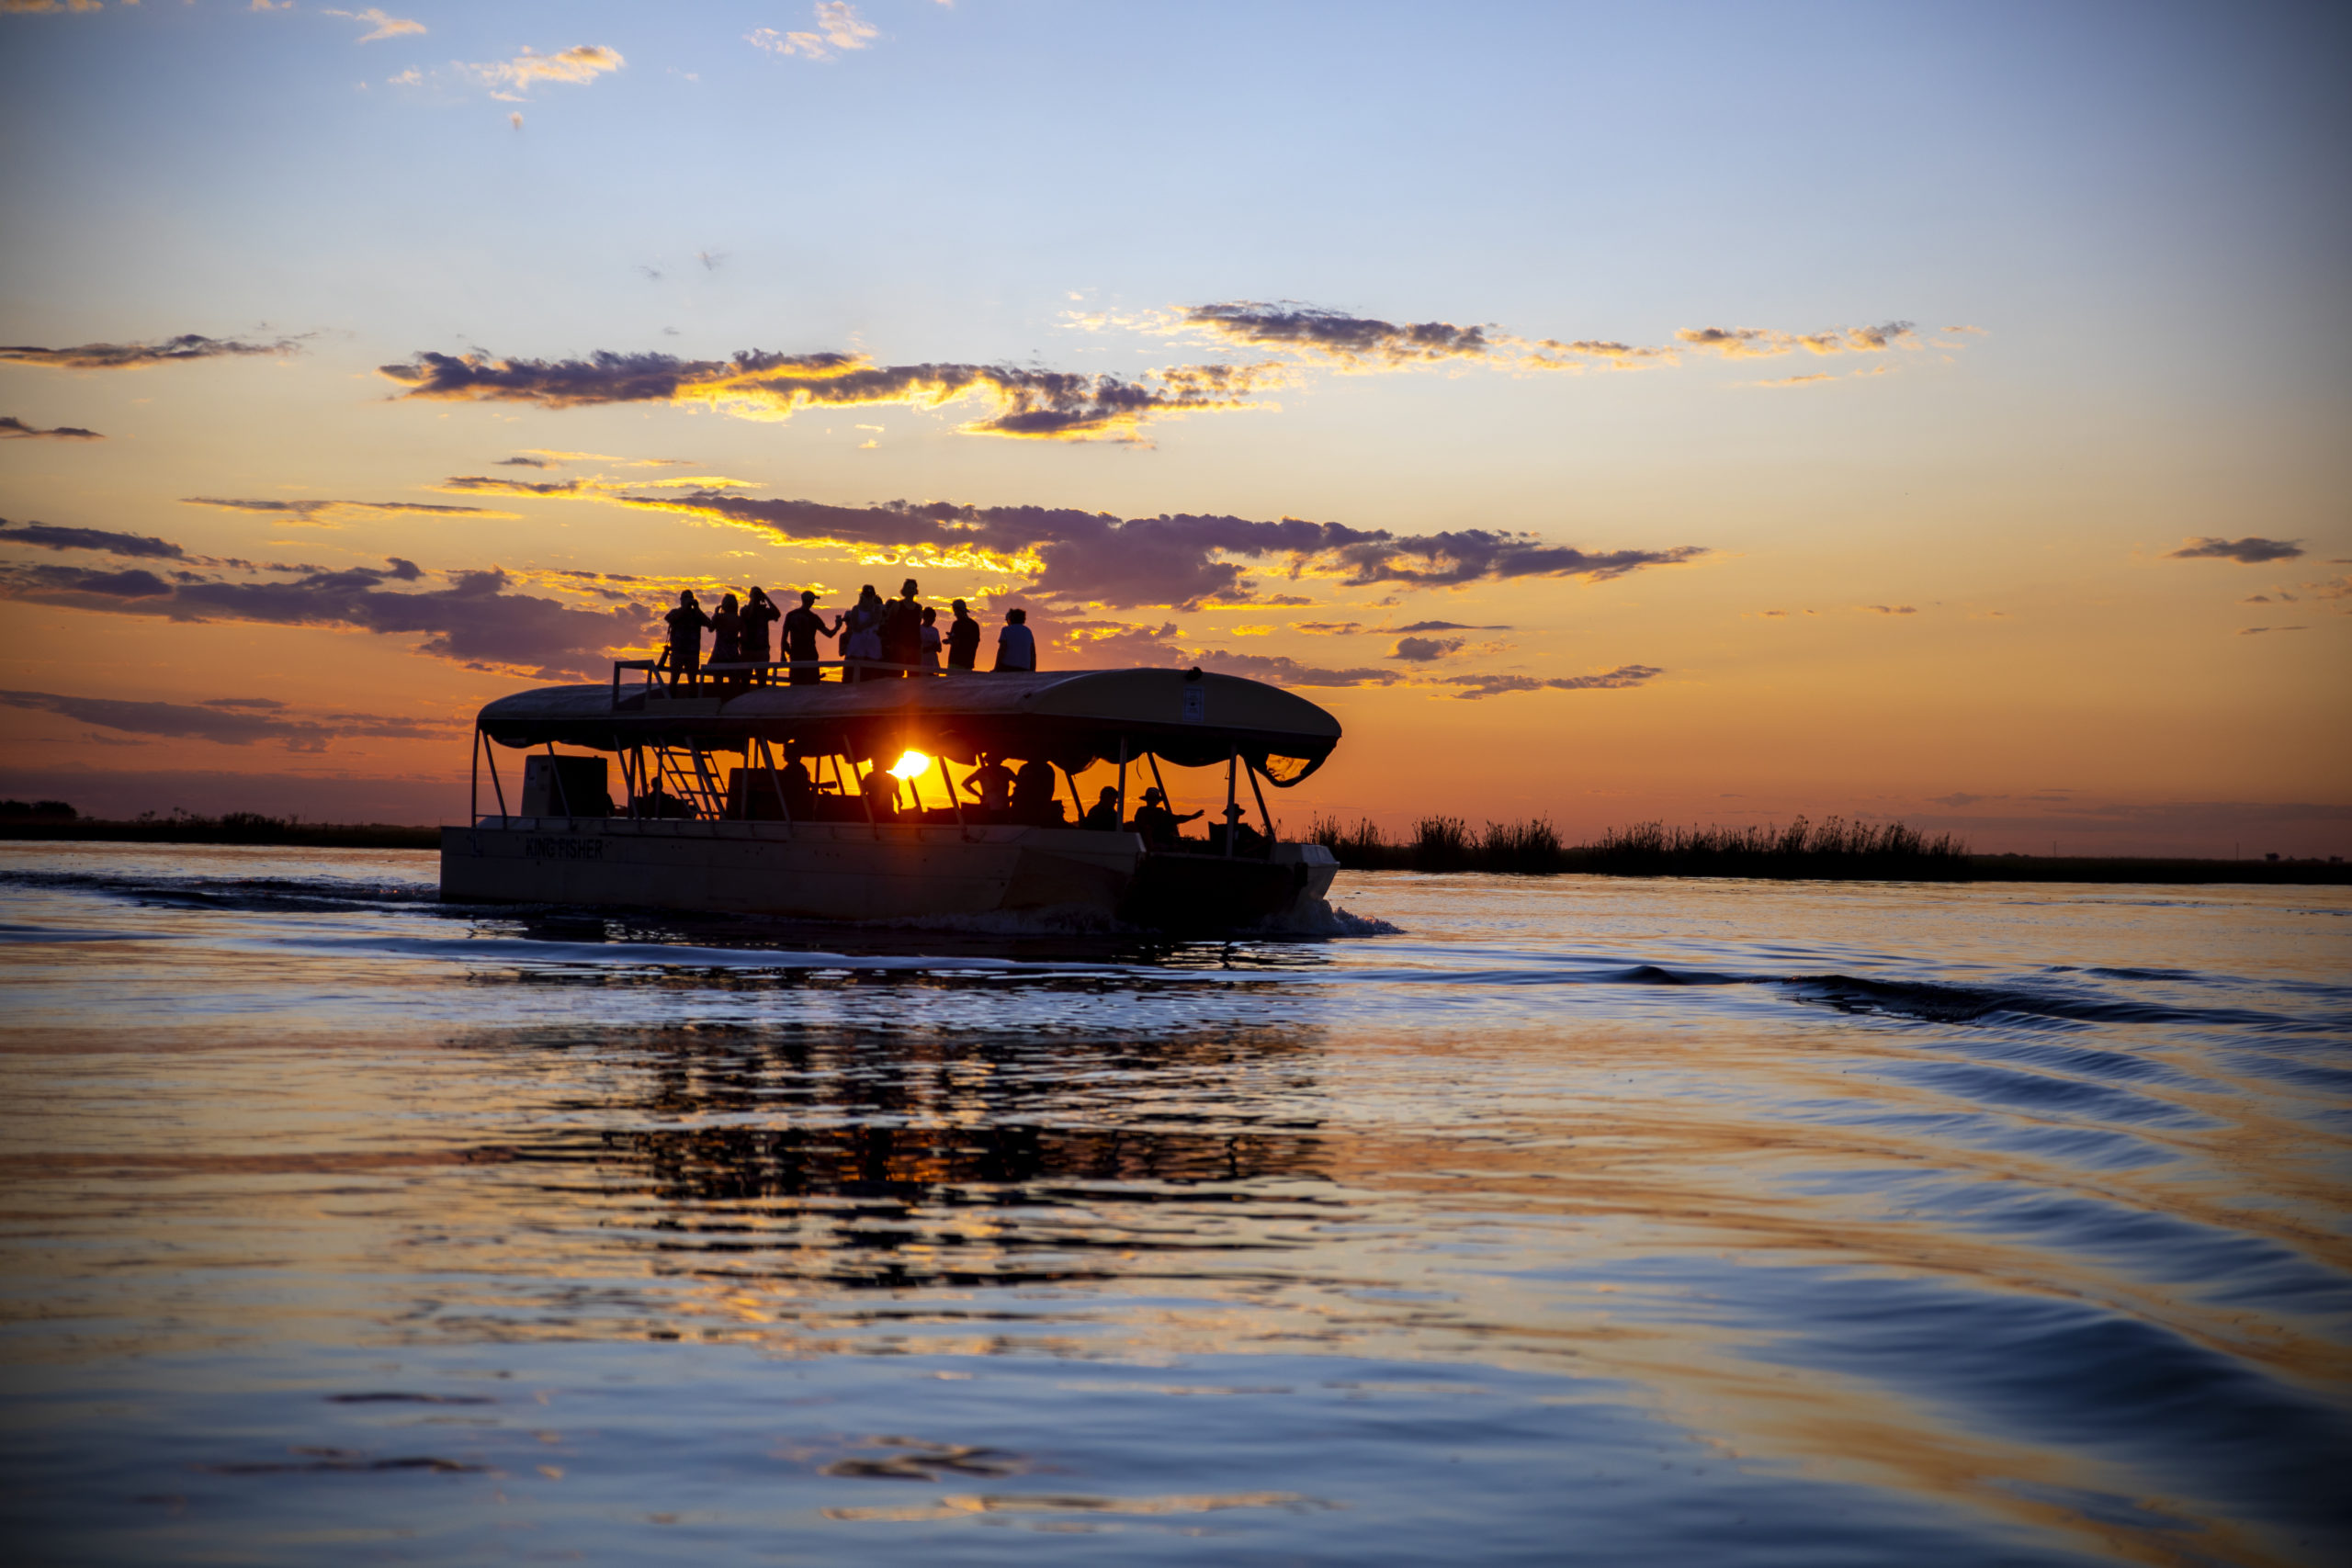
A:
<box><xmin>742</xmin><ymin>586</ymin><xmax>780</xmax><ymax>671</ymax></box>
<box><xmin>946</xmin><ymin>600</ymin><xmax>981</xmax><ymax>671</ymax></box>
<box><xmin>843</xmin><ymin>585</ymin><xmax>885</xmax><ymax>682</ymax></box>
<box><xmin>783</xmin><ymin>591</ymin><xmax>840</xmax><ymax>685</ymax></box>
<box><xmin>664</xmin><ymin>591</ymin><xmax>713</xmax><ymax>688</ymax></box>
<box><xmin>993</xmin><ymin>607</ymin><xmax>1035</xmax><ymax>672</ymax></box>
<box><xmin>919</xmin><ymin>605</ymin><xmax>943</xmax><ymax>669</ymax></box>
<box><xmin>709</xmin><ymin>593</ymin><xmax>745</xmax><ymax>695</ymax></box>
<box><xmin>880</xmin><ymin>579</ymin><xmax>922</xmax><ymax>678</ymax></box>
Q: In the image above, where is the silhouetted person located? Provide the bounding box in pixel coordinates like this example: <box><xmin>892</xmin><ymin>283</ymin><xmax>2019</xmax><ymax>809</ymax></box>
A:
<box><xmin>665</xmin><ymin>590</ymin><xmax>712</xmax><ymax>688</ymax></box>
<box><xmin>743</xmin><ymin>586</ymin><xmax>780</xmax><ymax>670</ymax></box>
<box><xmin>1132</xmin><ymin>786</ymin><xmax>1202</xmax><ymax>848</ymax></box>
<box><xmin>1081</xmin><ymin>786</ymin><xmax>1122</xmax><ymax>831</ymax></box>
<box><xmin>860</xmin><ymin>766</ymin><xmax>899</xmax><ymax>820</ymax></box>
<box><xmin>783</xmin><ymin>590</ymin><xmax>840</xmax><ymax>685</ymax></box>
<box><xmin>712</xmin><ymin>592</ymin><xmax>743</xmax><ymax>662</ymax></box>
<box><xmin>880</xmin><ymin>578</ymin><xmax>922</xmax><ymax>676</ymax></box>
<box><xmin>780</xmin><ymin>743</ymin><xmax>815</xmax><ymax>818</ymax></box>
<box><xmin>919</xmin><ymin>605</ymin><xmax>942</xmax><ymax>669</ymax></box>
<box><xmin>946</xmin><ymin>599</ymin><xmax>981</xmax><ymax>671</ymax></box>
<box><xmin>1012</xmin><ymin>758</ymin><xmax>1058</xmax><ymax>824</ymax></box>
<box><xmin>1221</xmin><ymin>802</ymin><xmax>1269</xmax><ymax>856</ymax></box>
<box><xmin>962</xmin><ymin>752</ymin><xmax>1012</xmax><ymax>817</ymax></box>
<box><xmin>843</xmin><ymin>585</ymin><xmax>884</xmax><ymax>682</ymax></box>
<box><xmin>994</xmin><ymin>606</ymin><xmax>1035</xmax><ymax>671</ymax></box>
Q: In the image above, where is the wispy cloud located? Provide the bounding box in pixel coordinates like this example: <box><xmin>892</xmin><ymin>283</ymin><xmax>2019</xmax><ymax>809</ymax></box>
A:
<box><xmin>1389</xmin><ymin>636</ymin><xmax>1464</xmax><ymax>662</ymax></box>
<box><xmin>464</xmin><ymin>44</ymin><xmax>624</xmax><ymax>101</ymax></box>
<box><xmin>1057</xmin><ymin>620</ymin><xmax>1659</xmax><ymax>698</ymax></box>
<box><xmin>0</xmin><ymin>557</ymin><xmax>648</xmax><ymax>681</ymax></box>
<box><xmin>1</xmin><ymin>2</ymin><xmax>108</xmax><ymax>15</ymax></box>
<box><xmin>1092</xmin><ymin>301</ymin><xmax>1932</xmax><ymax>380</ymax></box>
<box><xmin>0</xmin><ymin>415</ymin><xmax>101</xmax><ymax>439</ymax></box>
<box><xmin>1182</xmin><ymin>302</ymin><xmax>1496</xmax><ymax>367</ymax></box>
<box><xmin>181</xmin><ymin>496</ymin><xmax>516</xmax><ymax>526</ymax></box>
<box><xmin>0</xmin><ymin>689</ymin><xmax>449</xmax><ymax>753</ymax></box>
<box><xmin>379</xmin><ymin>346</ymin><xmax>1282</xmax><ymax>444</ymax></box>
<box><xmin>0</xmin><ymin>333</ymin><xmax>304</xmax><ymax>370</ymax></box>
<box><xmin>632</xmin><ymin>490</ymin><xmax>1704</xmax><ymax>610</ymax></box>
<box><xmin>1</xmin><ymin>519</ymin><xmax>184</xmax><ymax>559</ymax></box>
<box><xmin>748</xmin><ymin>3</ymin><xmax>878</xmax><ymax>61</ymax></box>
<box><xmin>323</xmin><ymin>6</ymin><xmax>423</xmax><ymax>42</ymax></box>
<box><xmin>1861</xmin><ymin>604</ymin><xmax>1918</xmax><ymax>615</ymax></box>
<box><xmin>1437</xmin><ymin>666</ymin><xmax>1662</xmax><ymax>699</ymax></box>
<box><xmin>2166</xmin><ymin>536</ymin><xmax>2304</xmax><ymax>564</ymax></box>
<box><xmin>1676</xmin><ymin>322</ymin><xmax>1916</xmax><ymax>358</ymax></box>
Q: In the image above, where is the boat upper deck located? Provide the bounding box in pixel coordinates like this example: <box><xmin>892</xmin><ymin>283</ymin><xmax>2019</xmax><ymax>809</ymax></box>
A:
<box><xmin>476</xmin><ymin>665</ymin><xmax>1343</xmax><ymax>779</ymax></box>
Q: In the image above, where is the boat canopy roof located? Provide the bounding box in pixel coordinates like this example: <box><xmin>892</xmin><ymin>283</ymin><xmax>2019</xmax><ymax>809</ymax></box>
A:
<box><xmin>477</xmin><ymin>668</ymin><xmax>1342</xmax><ymax>784</ymax></box>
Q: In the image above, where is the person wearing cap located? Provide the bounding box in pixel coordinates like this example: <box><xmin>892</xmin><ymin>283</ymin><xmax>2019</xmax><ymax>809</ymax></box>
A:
<box><xmin>1080</xmin><ymin>786</ymin><xmax>1122</xmax><ymax>831</ymax></box>
<box><xmin>1130</xmin><ymin>785</ymin><xmax>1202</xmax><ymax>848</ymax></box>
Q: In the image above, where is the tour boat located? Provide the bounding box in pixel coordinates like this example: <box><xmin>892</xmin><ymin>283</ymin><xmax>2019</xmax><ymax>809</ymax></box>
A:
<box><xmin>438</xmin><ymin>659</ymin><xmax>1343</xmax><ymax>930</ymax></box>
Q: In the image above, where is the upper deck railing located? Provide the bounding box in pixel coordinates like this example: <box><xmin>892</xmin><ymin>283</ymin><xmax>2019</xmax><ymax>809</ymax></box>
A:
<box><xmin>611</xmin><ymin>653</ymin><xmax>997</xmax><ymax>708</ymax></box>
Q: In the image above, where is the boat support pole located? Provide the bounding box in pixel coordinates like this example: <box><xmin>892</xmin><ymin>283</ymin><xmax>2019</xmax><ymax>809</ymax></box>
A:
<box><xmin>1247</xmin><ymin>757</ymin><xmax>1274</xmax><ymax>841</ymax></box>
<box><xmin>469</xmin><ymin>724</ymin><xmax>480</xmax><ymax>825</ymax></box>
<box><xmin>937</xmin><ymin>753</ymin><xmax>968</xmax><ymax>840</ymax></box>
<box><xmin>1116</xmin><ymin>739</ymin><xmax>1127</xmax><ymax>826</ymax></box>
<box><xmin>1061</xmin><ymin>766</ymin><xmax>1085</xmax><ymax>825</ymax></box>
<box><xmin>485</xmin><ymin>734</ymin><xmax>508</xmax><ymax>821</ymax></box>
<box><xmin>759</xmin><ymin>737</ymin><xmax>793</xmax><ymax>836</ymax></box>
<box><xmin>1225</xmin><ymin>747</ymin><xmax>1238</xmax><ymax>858</ymax></box>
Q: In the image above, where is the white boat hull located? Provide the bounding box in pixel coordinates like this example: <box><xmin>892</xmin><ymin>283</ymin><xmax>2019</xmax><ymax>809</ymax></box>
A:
<box><xmin>438</xmin><ymin>818</ymin><xmax>1338</xmax><ymax>929</ymax></box>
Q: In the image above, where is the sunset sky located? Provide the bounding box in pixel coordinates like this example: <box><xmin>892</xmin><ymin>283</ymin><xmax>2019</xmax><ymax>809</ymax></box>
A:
<box><xmin>2</xmin><ymin>0</ymin><xmax>2345</xmax><ymax>854</ymax></box>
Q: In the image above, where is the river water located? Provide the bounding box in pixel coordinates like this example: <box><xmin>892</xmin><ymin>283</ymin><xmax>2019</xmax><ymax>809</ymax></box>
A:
<box><xmin>1</xmin><ymin>843</ymin><xmax>2346</xmax><ymax>1566</ymax></box>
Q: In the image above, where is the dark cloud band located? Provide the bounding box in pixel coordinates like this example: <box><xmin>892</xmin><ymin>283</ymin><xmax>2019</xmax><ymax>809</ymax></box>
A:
<box><xmin>0</xmin><ymin>416</ymin><xmax>103</xmax><ymax>440</ymax></box>
<box><xmin>0</xmin><ymin>334</ymin><xmax>306</xmax><ymax>370</ymax></box>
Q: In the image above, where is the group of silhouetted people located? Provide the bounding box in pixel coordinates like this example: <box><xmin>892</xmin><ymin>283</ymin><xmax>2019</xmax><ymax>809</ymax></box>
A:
<box><xmin>725</xmin><ymin>743</ymin><xmax>1262</xmax><ymax>852</ymax></box>
<box><xmin>662</xmin><ymin>579</ymin><xmax>1035</xmax><ymax>689</ymax></box>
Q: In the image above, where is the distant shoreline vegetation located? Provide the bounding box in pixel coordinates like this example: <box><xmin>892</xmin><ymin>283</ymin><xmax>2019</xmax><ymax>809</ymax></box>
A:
<box><xmin>0</xmin><ymin>808</ymin><xmax>2342</xmax><ymax>883</ymax></box>
<box><xmin>1310</xmin><ymin>814</ymin><xmax>2349</xmax><ymax>885</ymax></box>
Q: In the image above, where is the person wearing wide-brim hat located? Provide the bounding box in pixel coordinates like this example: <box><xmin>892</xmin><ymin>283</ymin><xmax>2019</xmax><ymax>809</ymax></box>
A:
<box><xmin>1132</xmin><ymin>785</ymin><xmax>1202</xmax><ymax>848</ymax></box>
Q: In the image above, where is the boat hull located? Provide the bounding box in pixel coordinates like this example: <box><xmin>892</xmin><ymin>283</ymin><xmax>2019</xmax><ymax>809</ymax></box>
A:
<box><xmin>437</xmin><ymin>818</ymin><xmax>1338</xmax><ymax>930</ymax></box>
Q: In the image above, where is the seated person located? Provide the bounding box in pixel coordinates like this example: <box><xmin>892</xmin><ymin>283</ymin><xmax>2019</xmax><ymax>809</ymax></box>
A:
<box><xmin>1080</xmin><ymin>786</ymin><xmax>1123</xmax><ymax>831</ymax></box>
<box><xmin>1223</xmin><ymin>804</ymin><xmax>1270</xmax><ymax>857</ymax></box>
<box><xmin>780</xmin><ymin>748</ymin><xmax>816</xmax><ymax>818</ymax></box>
<box><xmin>860</xmin><ymin>769</ymin><xmax>901</xmax><ymax>820</ymax></box>
<box><xmin>1130</xmin><ymin>785</ymin><xmax>1203</xmax><ymax>848</ymax></box>
<box><xmin>1010</xmin><ymin>758</ymin><xmax>1059</xmax><ymax>825</ymax></box>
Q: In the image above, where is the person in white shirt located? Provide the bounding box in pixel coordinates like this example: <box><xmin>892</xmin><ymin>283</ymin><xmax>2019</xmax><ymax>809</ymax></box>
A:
<box><xmin>919</xmin><ymin>605</ymin><xmax>943</xmax><ymax>669</ymax></box>
<box><xmin>993</xmin><ymin>607</ymin><xmax>1035</xmax><ymax>672</ymax></box>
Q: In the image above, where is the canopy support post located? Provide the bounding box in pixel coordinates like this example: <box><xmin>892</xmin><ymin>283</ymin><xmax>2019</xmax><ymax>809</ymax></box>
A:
<box><xmin>469</xmin><ymin>725</ymin><xmax>480</xmax><ymax>825</ymax></box>
<box><xmin>1225</xmin><ymin>747</ymin><xmax>1238</xmax><ymax>857</ymax></box>
<box><xmin>485</xmin><ymin>734</ymin><xmax>508</xmax><ymax>820</ymax></box>
<box><xmin>1061</xmin><ymin>765</ymin><xmax>1084</xmax><ymax>827</ymax></box>
<box><xmin>852</xmin><ymin>754</ymin><xmax>880</xmax><ymax>839</ymax></box>
<box><xmin>1247</xmin><ymin>757</ymin><xmax>1274</xmax><ymax>841</ymax></box>
<box><xmin>937</xmin><ymin>753</ymin><xmax>968</xmax><ymax>840</ymax></box>
<box><xmin>757</xmin><ymin>736</ymin><xmax>793</xmax><ymax>838</ymax></box>
<box><xmin>1116</xmin><ymin>739</ymin><xmax>1127</xmax><ymax>829</ymax></box>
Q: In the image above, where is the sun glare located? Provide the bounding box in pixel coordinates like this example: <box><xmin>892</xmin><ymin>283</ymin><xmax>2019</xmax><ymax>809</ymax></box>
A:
<box><xmin>888</xmin><ymin>750</ymin><xmax>932</xmax><ymax>781</ymax></box>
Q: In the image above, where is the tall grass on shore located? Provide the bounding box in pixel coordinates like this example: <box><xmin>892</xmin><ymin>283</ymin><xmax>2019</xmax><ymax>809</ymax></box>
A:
<box><xmin>1311</xmin><ymin>813</ymin><xmax>1972</xmax><ymax>879</ymax></box>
